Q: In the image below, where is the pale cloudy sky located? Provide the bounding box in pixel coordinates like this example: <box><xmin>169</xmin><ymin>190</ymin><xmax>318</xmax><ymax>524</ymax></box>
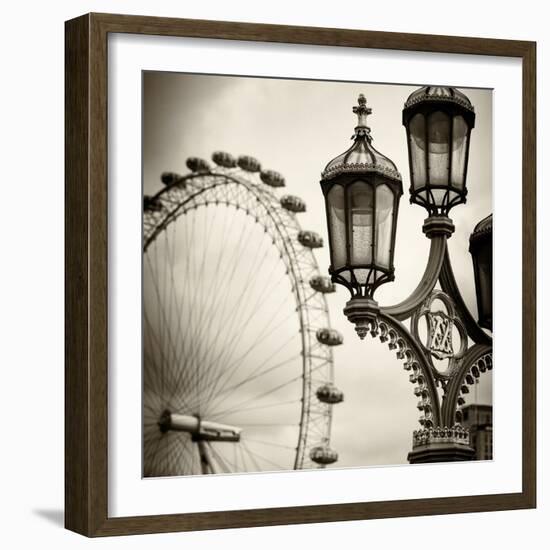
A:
<box><xmin>143</xmin><ymin>71</ymin><xmax>492</xmax><ymax>470</ymax></box>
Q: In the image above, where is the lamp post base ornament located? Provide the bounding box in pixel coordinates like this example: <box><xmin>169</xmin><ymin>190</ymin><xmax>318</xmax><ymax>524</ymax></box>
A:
<box><xmin>408</xmin><ymin>426</ymin><xmax>475</xmax><ymax>463</ymax></box>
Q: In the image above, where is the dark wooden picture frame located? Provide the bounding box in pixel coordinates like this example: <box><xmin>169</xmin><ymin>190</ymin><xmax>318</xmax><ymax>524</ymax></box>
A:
<box><xmin>65</xmin><ymin>12</ymin><xmax>536</xmax><ymax>537</ymax></box>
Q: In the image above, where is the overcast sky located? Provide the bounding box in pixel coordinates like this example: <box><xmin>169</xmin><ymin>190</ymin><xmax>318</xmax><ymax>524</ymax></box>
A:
<box><xmin>143</xmin><ymin>71</ymin><xmax>492</xmax><ymax>470</ymax></box>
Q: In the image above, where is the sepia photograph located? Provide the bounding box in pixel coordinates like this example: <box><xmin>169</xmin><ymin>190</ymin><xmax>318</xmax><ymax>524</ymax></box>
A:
<box><xmin>141</xmin><ymin>72</ymin><xmax>493</xmax><ymax>478</ymax></box>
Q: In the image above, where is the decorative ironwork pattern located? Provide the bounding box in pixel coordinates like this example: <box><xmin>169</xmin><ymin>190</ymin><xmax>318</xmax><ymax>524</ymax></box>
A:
<box><xmin>442</xmin><ymin>346</ymin><xmax>493</xmax><ymax>426</ymax></box>
<box><xmin>412</xmin><ymin>425</ymin><xmax>470</xmax><ymax>448</ymax></box>
<box><xmin>321</xmin><ymin>161</ymin><xmax>402</xmax><ymax>182</ymax></box>
<box><xmin>355</xmin><ymin>312</ymin><xmax>442</xmax><ymax>428</ymax></box>
<box><xmin>427</xmin><ymin>311</ymin><xmax>455</xmax><ymax>360</ymax></box>
<box><xmin>403</xmin><ymin>88</ymin><xmax>475</xmax><ymax>112</ymax></box>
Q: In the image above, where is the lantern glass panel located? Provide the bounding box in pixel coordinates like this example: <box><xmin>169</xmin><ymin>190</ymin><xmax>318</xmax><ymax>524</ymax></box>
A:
<box><xmin>430</xmin><ymin>189</ymin><xmax>448</xmax><ymax>204</ymax></box>
<box><xmin>349</xmin><ymin>181</ymin><xmax>374</xmax><ymax>271</ymax></box>
<box><xmin>476</xmin><ymin>239</ymin><xmax>492</xmax><ymax>327</ymax></box>
<box><xmin>327</xmin><ymin>184</ymin><xmax>347</xmax><ymax>270</ymax></box>
<box><xmin>408</xmin><ymin>113</ymin><xmax>426</xmax><ymax>189</ymax></box>
<box><xmin>375</xmin><ymin>184</ymin><xmax>394</xmax><ymax>268</ymax></box>
<box><xmin>427</xmin><ymin>111</ymin><xmax>451</xmax><ymax>186</ymax></box>
<box><xmin>451</xmin><ymin>115</ymin><xmax>468</xmax><ymax>189</ymax></box>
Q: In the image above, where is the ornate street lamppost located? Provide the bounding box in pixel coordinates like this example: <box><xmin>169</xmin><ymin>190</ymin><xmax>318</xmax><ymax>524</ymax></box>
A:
<box><xmin>319</xmin><ymin>89</ymin><xmax>493</xmax><ymax>464</ymax></box>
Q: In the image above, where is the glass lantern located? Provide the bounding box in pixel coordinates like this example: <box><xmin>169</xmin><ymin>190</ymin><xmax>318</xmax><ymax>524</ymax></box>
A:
<box><xmin>320</xmin><ymin>94</ymin><xmax>403</xmax><ymax>300</ymax></box>
<box><xmin>402</xmin><ymin>86</ymin><xmax>476</xmax><ymax>216</ymax></box>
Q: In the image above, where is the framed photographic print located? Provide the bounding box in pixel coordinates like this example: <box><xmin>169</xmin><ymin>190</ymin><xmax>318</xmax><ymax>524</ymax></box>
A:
<box><xmin>65</xmin><ymin>13</ymin><xmax>536</xmax><ymax>537</ymax></box>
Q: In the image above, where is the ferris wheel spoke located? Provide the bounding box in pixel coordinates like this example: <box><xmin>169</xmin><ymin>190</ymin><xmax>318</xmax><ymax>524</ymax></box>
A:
<box><xmin>171</xmin><ymin>201</ymin><xmax>199</xmax><ymax>373</ymax></box>
<box><xmin>167</xmin><ymin>208</ymin><xmax>207</xmax><ymax>404</ymax></box>
<box><xmin>167</xmin><ymin>437</ymin><xmax>186</xmax><ymax>475</ymax></box>
<box><xmin>143</xmin><ymin>327</ymin><xmax>194</xmax><ymax>412</ymax></box>
<box><xmin>207</xmin><ymin>442</ymin><xmax>232</xmax><ymax>474</ymax></box>
<box><xmin>169</xmin><ymin>436</ymin><xmax>192</xmax><ymax>474</ymax></box>
<box><xmin>162</xmin><ymin>230</ymin><xmax>175</xmax><ymax>382</ymax></box>
<box><xmin>203</xmin><ymin>328</ymin><xmax>295</xmax><ymax>418</ymax></box>
<box><xmin>241</xmin><ymin>442</ymin><xmax>287</xmax><ymax>471</ymax></box>
<box><xmin>143</xmin><ymin>426</ymin><xmax>162</xmax><ymax>449</ymax></box>
<box><xmin>204</xmin><ymin>284</ymin><xmax>300</xmax><ymax>395</ymax></box>
<box><xmin>145</xmin><ymin>434</ymin><xmax>165</xmax><ymax>475</ymax></box>
<box><xmin>143</xmin><ymin>316</ymin><xmax>177</xmax><ymax>408</ymax></box>
<box><xmin>244</xmin><ymin>438</ymin><xmax>297</xmax><ymax>451</ymax></box>
<box><xmin>187</xmin><ymin>224</ymin><xmax>275</xmax><ymax>409</ymax></box>
<box><xmin>240</xmin><ymin>443</ymin><xmax>263</xmax><ymax>472</ymax></box>
<box><xmin>201</xmin><ymin>261</ymin><xmax>292</xmax><ymax>392</ymax></box>
<box><xmin>151</xmin><ymin>436</ymin><xmax>171</xmax><ymax>475</ymax></box>
<box><xmin>143</xmin><ymin>399</ymin><xmax>164</xmax><ymax>420</ymax></box>
<box><xmin>198</xmin><ymin>240</ymin><xmax>277</xmax><ymax>379</ymax></box>
<box><xmin>207</xmin><ymin>353</ymin><xmax>302</xmax><ymax>414</ymax></box>
<box><xmin>163</xmin><ymin>221</ymin><xmax>188</xmax><ymax>392</ymax></box>
<box><xmin>196</xmin><ymin>260</ymin><xmax>293</xmax><ymax>412</ymax></box>
<box><xmin>169</xmin><ymin>208</ymin><xmax>254</xmax><ymax>412</ymax></box>
<box><xmin>157</xmin><ymin>237</ymin><xmax>176</xmax><ymax>398</ymax></box>
<box><xmin>161</xmin><ymin>210</ymin><xmax>204</xmax><ymax>412</ymax></box>
<box><xmin>212</xmin><ymin>443</ymin><xmax>239</xmax><ymax>473</ymax></box>
<box><xmin>143</xmin><ymin>367</ymin><xmax>165</xmax><ymax>412</ymax></box>
<box><xmin>148</xmin><ymin>245</ymin><xmax>166</xmax><ymax>400</ymax></box>
<box><xmin>207</xmin><ymin>306</ymin><xmax>301</xmax><ymax>399</ymax></box>
<box><xmin>206</xmin><ymin>340</ymin><xmax>301</xmax><ymax>412</ymax></box>
<box><xmin>191</xmin><ymin>205</ymin><xmax>235</xmax><ymax>406</ymax></box>
<box><xmin>235</xmin><ymin>441</ymin><xmax>249</xmax><ymax>472</ymax></box>
<box><xmin>145</xmin><ymin>254</ymin><xmax>185</xmax><ymax>398</ymax></box>
<box><xmin>209</xmin><ymin>399</ymin><xmax>302</xmax><ymax>420</ymax></box>
<box><xmin>239</xmin><ymin>422</ymin><xmax>300</xmax><ymax>428</ymax></box>
<box><xmin>195</xmin><ymin>220</ymin><xmax>275</xmax><ymax>362</ymax></box>
<box><xmin>225</xmin><ymin>261</ymin><xmax>289</xmax><ymax>339</ymax></box>
<box><xmin>209</xmin><ymin>375</ymin><xmax>303</xmax><ymax>420</ymax></box>
<box><xmin>184</xmin><ymin>206</ymin><xmax>219</xmax><ymax>410</ymax></box>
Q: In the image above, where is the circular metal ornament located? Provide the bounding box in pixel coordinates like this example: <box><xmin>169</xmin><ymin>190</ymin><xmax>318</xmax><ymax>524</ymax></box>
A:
<box><xmin>411</xmin><ymin>290</ymin><xmax>468</xmax><ymax>378</ymax></box>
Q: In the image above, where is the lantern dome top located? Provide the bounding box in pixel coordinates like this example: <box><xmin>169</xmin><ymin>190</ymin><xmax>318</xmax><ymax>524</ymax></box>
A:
<box><xmin>404</xmin><ymin>86</ymin><xmax>474</xmax><ymax>113</ymax></box>
<box><xmin>472</xmin><ymin>213</ymin><xmax>492</xmax><ymax>236</ymax></box>
<box><xmin>470</xmin><ymin>214</ymin><xmax>492</xmax><ymax>250</ymax></box>
<box><xmin>321</xmin><ymin>94</ymin><xmax>402</xmax><ymax>182</ymax></box>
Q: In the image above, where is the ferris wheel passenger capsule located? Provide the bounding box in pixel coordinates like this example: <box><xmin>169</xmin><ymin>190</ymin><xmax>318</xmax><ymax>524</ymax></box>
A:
<box><xmin>309</xmin><ymin>275</ymin><xmax>336</xmax><ymax>293</ymax></box>
<box><xmin>309</xmin><ymin>445</ymin><xmax>338</xmax><ymax>465</ymax></box>
<box><xmin>186</xmin><ymin>157</ymin><xmax>211</xmax><ymax>173</ymax></box>
<box><xmin>280</xmin><ymin>195</ymin><xmax>306</xmax><ymax>213</ymax></box>
<box><xmin>316</xmin><ymin>328</ymin><xmax>343</xmax><ymax>346</ymax></box>
<box><xmin>260</xmin><ymin>169</ymin><xmax>286</xmax><ymax>187</ymax></box>
<box><xmin>212</xmin><ymin>151</ymin><xmax>237</xmax><ymax>168</ymax></box>
<box><xmin>161</xmin><ymin>172</ymin><xmax>184</xmax><ymax>187</ymax></box>
<box><xmin>237</xmin><ymin>155</ymin><xmax>261</xmax><ymax>172</ymax></box>
<box><xmin>316</xmin><ymin>383</ymin><xmax>344</xmax><ymax>404</ymax></box>
<box><xmin>143</xmin><ymin>195</ymin><xmax>163</xmax><ymax>212</ymax></box>
<box><xmin>298</xmin><ymin>230</ymin><xmax>323</xmax><ymax>248</ymax></box>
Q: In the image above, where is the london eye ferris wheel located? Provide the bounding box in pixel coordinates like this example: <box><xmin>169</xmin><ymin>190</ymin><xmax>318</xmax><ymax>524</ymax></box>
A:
<box><xmin>142</xmin><ymin>151</ymin><xmax>344</xmax><ymax>476</ymax></box>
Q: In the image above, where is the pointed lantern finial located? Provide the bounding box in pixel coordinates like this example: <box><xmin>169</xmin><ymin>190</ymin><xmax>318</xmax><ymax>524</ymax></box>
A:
<box><xmin>352</xmin><ymin>94</ymin><xmax>372</xmax><ymax>138</ymax></box>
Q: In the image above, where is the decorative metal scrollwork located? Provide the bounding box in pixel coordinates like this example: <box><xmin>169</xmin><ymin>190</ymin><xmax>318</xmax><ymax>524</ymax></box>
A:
<box><xmin>441</xmin><ymin>345</ymin><xmax>493</xmax><ymax>426</ymax></box>
<box><xmin>360</xmin><ymin>312</ymin><xmax>442</xmax><ymax>428</ymax></box>
<box><xmin>411</xmin><ymin>290</ymin><xmax>468</xmax><ymax>381</ymax></box>
<box><xmin>365</xmin><ymin>283</ymin><xmax>492</xmax><ymax>438</ymax></box>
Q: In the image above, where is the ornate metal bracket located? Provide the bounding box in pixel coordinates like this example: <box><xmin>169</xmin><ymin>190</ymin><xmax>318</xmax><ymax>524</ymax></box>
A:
<box><xmin>355</xmin><ymin>216</ymin><xmax>492</xmax><ymax>461</ymax></box>
<box><xmin>381</xmin><ymin>235</ymin><xmax>447</xmax><ymax>320</ymax></box>
<box><xmin>366</xmin><ymin>310</ymin><xmax>442</xmax><ymax>428</ymax></box>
